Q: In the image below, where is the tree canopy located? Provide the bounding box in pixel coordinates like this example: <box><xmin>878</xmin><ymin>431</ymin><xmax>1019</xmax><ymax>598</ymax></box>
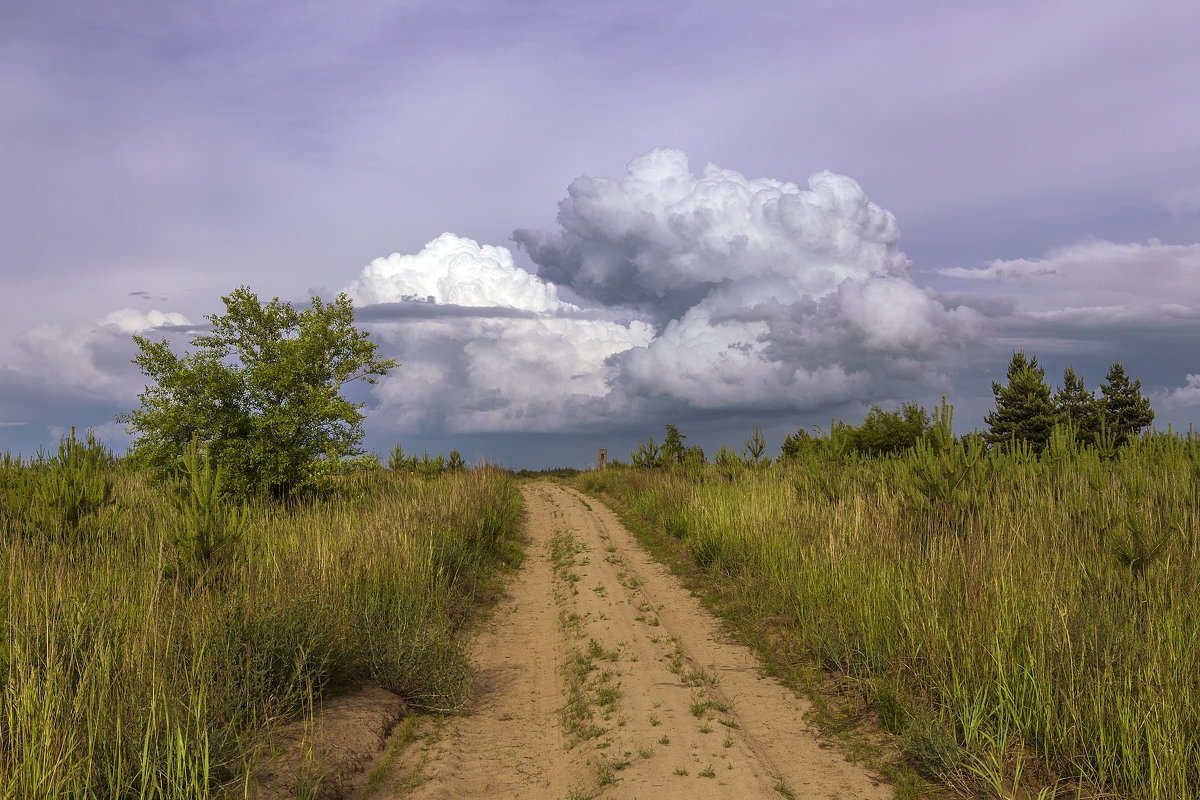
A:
<box><xmin>120</xmin><ymin>286</ymin><xmax>396</xmax><ymax>498</ymax></box>
<box><xmin>983</xmin><ymin>352</ymin><xmax>1058</xmax><ymax>451</ymax></box>
<box><xmin>846</xmin><ymin>402</ymin><xmax>931</xmax><ymax>456</ymax></box>
<box><xmin>1099</xmin><ymin>362</ymin><xmax>1155</xmax><ymax>445</ymax></box>
<box><xmin>1054</xmin><ymin>366</ymin><xmax>1101</xmax><ymax>445</ymax></box>
<box><xmin>662</xmin><ymin>424</ymin><xmax>687</xmax><ymax>466</ymax></box>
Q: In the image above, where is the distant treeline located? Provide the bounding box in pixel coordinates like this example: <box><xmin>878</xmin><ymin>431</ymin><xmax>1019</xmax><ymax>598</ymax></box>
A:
<box><xmin>624</xmin><ymin>352</ymin><xmax>1169</xmax><ymax>469</ymax></box>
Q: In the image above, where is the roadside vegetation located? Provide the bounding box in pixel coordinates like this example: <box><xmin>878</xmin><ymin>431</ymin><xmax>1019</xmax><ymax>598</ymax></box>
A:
<box><xmin>0</xmin><ymin>287</ymin><xmax>523</xmax><ymax>797</ymax></box>
<box><xmin>577</xmin><ymin>354</ymin><xmax>1197</xmax><ymax>799</ymax></box>
<box><xmin>0</xmin><ymin>432</ymin><xmax>522</xmax><ymax>797</ymax></box>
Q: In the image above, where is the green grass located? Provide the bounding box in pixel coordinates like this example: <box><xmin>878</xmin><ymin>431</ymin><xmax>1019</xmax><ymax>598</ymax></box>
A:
<box><xmin>0</xmin><ymin>444</ymin><xmax>523</xmax><ymax>798</ymax></box>
<box><xmin>576</xmin><ymin>431</ymin><xmax>1200</xmax><ymax>799</ymax></box>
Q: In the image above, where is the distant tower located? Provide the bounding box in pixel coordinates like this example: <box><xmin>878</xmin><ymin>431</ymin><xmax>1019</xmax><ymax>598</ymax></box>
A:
<box><xmin>598</xmin><ymin>449</ymin><xmax>607</xmax><ymax>470</ymax></box>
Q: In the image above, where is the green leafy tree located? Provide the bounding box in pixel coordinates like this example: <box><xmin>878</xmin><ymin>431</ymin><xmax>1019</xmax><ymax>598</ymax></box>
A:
<box><xmin>120</xmin><ymin>286</ymin><xmax>396</xmax><ymax>498</ymax></box>
<box><xmin>983</xmin><ymin>351</ymin><xmax>1058</xmax><ymax>452</ymax></box>
<box><xmin>852</xmin><ymin>402</ymin><xmax>931</xmax><ymax>456</ymax></box>
<box><xmin>662</xmin><ymin>424</ymin><xmax>687</xmax><ymax>467</ymax></box>
<box><xmin>1099</xmin><ymin>362</ymin><xmax>1155</xmax><ymax>446</ymax></box>
<box><xmin>1054</xmin><ymin>366</ymin><xmax>1101</xmax><ymax>445</ymax></box>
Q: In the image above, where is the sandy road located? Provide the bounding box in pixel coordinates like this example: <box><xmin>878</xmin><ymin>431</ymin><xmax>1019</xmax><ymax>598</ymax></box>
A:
<box><xmin>364</xmin><ymin>482</ymin><xmax>889</xmax><ymax>799</ymax></box>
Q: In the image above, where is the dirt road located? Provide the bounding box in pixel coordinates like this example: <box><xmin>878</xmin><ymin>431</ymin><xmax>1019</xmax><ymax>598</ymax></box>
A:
<box><xmin>362</xmin><ymin>482</ymin><xmax>890</xmax><ymax>799</ymax></box>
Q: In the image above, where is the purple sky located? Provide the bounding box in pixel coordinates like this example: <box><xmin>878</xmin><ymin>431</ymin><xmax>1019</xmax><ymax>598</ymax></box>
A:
<box><xmin>2</xmin><ymin>0</ymin><xmax>1199</xmax><ymax>467</ymax></box>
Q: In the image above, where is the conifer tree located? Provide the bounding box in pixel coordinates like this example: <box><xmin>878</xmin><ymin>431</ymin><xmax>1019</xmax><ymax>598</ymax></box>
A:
<box><xmin>1099</xmin><ymin>362</ymin><xmax>1155</xmax><ymax>445</ymax></box>
<box><xmin>983</xmin><ymin>352</ymin><xmax>1058</xmax><ymax>451</ymax></box>
<box><xmin>662</xmin><ymin>424</ymin><xmax>687</xmax><ymax>466</ymax></box>
<box><xmin>779</xmin><ymin>428</ymin><xmax>810</xmax><ymax>461</ymax></box>
<box><xmin>1054</xmin><ymin>366</ymin><xmax>1101</xmax><ymax>445</ymax></box>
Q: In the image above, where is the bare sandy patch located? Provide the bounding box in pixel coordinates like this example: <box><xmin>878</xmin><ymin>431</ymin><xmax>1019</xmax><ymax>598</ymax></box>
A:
<box><xmin>254</xmin><ymin>684</ymin><xmax>407</xmax><ymax>800</ymax></box>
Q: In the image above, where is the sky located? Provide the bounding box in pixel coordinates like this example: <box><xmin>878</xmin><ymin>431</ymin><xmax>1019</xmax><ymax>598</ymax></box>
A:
<box><xmin>2</xmin><ymin>0</ymin><xmax>1199</xmax><ymax>469</ymax></box>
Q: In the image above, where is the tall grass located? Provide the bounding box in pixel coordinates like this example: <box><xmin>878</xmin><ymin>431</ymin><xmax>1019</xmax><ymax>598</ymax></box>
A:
<box><xmin>1</xmin><ymin>435</ymin><xmax>523</xmax><ymax>799</ymax></box>
<box><xmin>577</xmin><ymin>430</ymin><xmax>1200</xmax><ymax>799</ymax></box>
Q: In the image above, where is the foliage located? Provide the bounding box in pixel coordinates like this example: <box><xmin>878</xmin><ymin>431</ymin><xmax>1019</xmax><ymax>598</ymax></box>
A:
<box><xmin>742</xmin><ymin>423</ymin><xmax>769</xmax><ymax>467</ymax></box>
<box><xmin>169</xmin><ymin>438</ymin><xmax>246</xmax><ymax>581</ymax></box>
<box><xmin>388</xmin><ymin>442</ymin><xmax>414</xmax><ymax>471</ymax></box>
<box><xmin>983</xmin><ymin>351</ymin><xmax>1058</xmax><ymax>451</ymax></box>
<box><xmin>0</xmin><ymin>459</ymin><xmax>522</xmax><ymax>797</ymax></box>
<box><xmin>899</xmin><ymin>397</ymin><xmax>989</xmax><ymax>538</ymax></box>
<box><xmin>1</xmin><ymin>427</ymin><xmax>118</xmax><ymax>540</ymax></box>
<box><xmin>846</xmin><ymin>402</ymin><xmax>932</xmax><ymax>456</ymax></box>
<box><xmin>780</xmin><ymin>404</ymin><xmax>930</xmax><ymax>462</ymax></box>
<box><xmin>778</xmin><ymin>427</ymin><xmax>813</xmax><ymax>461</ymax></box>
<box><xmin>681</xmin><ymin>445</ymin><xmax>706</xmax><ymax>483</ymax></box>
<box><xmin>1100</xmin><ymin>361</ymin><xmax>1155</xmax><ymax>446</ymax></box>
<box><xmin>415</xmin><ymin>450</ymin><xmax>447</xmax><ymax>478</ymax></box>
<box><xmin>662</xmin><ymin>424</ymin><xmax>687</xmax><ymax>466</ymax></box>
<box><xmin>578</xmin><ymin>424</ymin><xmax>1200</xmax><ymax>799</ymax></box>
<box><xmin>387</xmin><ymin>443</ymin><xmax>468</xmax><ymax>476</ymax></box>
<box><xmin>630</xmin><ymin>433</ymin><xmax>663</xmax><ymax>468</ymax></box>
<box><xmin>1054</xmin><ymin>366</ymin><xmax>1101</xmax><ymax>445</ymax></box>
<box><xmin>120</xmin><ymin>286</ymin><xmax>396</xmax><ymax>499</ymax></box>
<box><xmin>713</xmin><ymin>443</ymin><xmax>742</xmax><ymax>481</ymax></box>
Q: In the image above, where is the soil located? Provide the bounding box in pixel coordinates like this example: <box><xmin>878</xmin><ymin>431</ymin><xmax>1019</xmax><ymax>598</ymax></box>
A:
<box><xmin>254</xmin><ymin>684</ymin><xmax>408</xmax><ymax>800</ymax></box>
<box><xmin>286</xmin><ymin>481</ymin><xmax>892</xmax><ymax>799</ymax></box>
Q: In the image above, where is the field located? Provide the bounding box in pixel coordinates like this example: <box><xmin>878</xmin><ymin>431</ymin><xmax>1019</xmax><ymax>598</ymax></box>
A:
<box><xmin>0</xmin><ymin>433</ymin><xmax>523</xmax><ymax>798</ymax></box>
<box><xmin>3</xmin><ymin>423</ymin><xmax>1197</xmax><ymax>799</ymax></box>
<box><xmin>575</xmin><ymin>428</ymin><xmax>1200</xmax><ymax>799</ymax></box>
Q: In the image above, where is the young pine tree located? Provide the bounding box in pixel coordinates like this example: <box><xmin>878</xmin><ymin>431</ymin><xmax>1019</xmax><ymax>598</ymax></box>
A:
<box><xmin>1100</xmin><ymin>362</ymin><xmax>1155</xmax><ymax>446</ymax></box>
<box><xmin>983</xmin><ymin>352</ymin><xmax>1059</xmax><ymax>452</ymax></box>
<box><xmin>1054</xmin><ymin>366</ymin><xmax>1101</xmax><ymax>446</ymax></box>
<box><xmin>662</xmin><ymin>424</ymin><xmax>687</xmax><ymax>467</ymax></box>
<box><xmin>778</xmin><ymin>428</ymin><xmax>810</xmax><ymax>461</ymax></box>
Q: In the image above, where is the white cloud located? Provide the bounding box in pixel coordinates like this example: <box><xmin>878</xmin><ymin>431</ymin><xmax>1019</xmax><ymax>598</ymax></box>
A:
<box><xmin>614</xmin><ymin>306</ymin><xmax>871</xmax><ymax>411</ymax></box>
<box><xmin>343</xmin><ymin>234</ymin><xmax>653</xmax><ymax>433</ymax></box>
<box><xmin>514</xmin><ymin>148</ymin><xmax>981</xmax><ymax>413</ymax></box>
<box><xmin>2</xmin><ymin>307</ymin><xmax>190</xmax><ymax>403</ymax></box>
<box><xmin>513</xmin><ymin>148</ymin><xmax>913</xmax><ymax>323</ymax></box>
<box><xmin>1161</xmin><ymin>374</ymin><xmax>1200</xmax><ymax>410</ymax></box>
<box><xmin>345</xmin><ymin>232</ymin><xmax>572</xmax><ymax>313</ymax></box>
<box><xmin>938</xmin><ymin>238</ymin><xmax>1200</xmax><ymax>320</ymax></box>
<box><xmin>100</xmin><ymin>308</ymin><xmax>191</xmax><ymax>333</ymax></box>
<box><xmin>347</xmin><ymin>152</ymin><xmax>985</xmax><ymax>433</ymax></box>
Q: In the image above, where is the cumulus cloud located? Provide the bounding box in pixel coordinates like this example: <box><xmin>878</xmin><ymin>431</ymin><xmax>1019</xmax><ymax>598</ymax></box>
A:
<box><xmin>512</xmin><ymin>148</ymin><xmax>980</xmax><ymax>415</ymax></box>
<box><xmin>100</xmin><ymin>308</ymin><xmax>191</xmax><ymax>333</ymax></box>
<box><xmin>1</xmin><ymin>308</ymin><xmax>190</xmax><ymax>405</ymax></box>
<box><xmin>342</xmin><ymin>150</ymin><xmax>984</xmax><ymax>434</ymax></box>
<box><xmin>343</xmin><ymin>234</ymin><xmax>653</xmax><ymax>433</ymax></box>
<box><xmin>346</xmin><ymin>233</ymin><xmax>571</xmax><ymax>313</ymax></box>
<box><xmin>513</xmin><ymin>148</ymin><xmax>913</xmax><ymax>325</ymax></box>
<box><xmin>1161</xmin><ymin>374</ymin><xmax>1200</xmax><ymax>410</ymax></box>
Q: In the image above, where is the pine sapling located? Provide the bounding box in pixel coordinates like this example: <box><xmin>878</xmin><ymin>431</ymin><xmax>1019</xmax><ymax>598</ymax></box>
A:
<box><xmin>901</xmin><ymin>397</ymin><xmax>989</xmax><ymax>539</ymax></box>
<box><xmin>173</xmin><ymin>438</ymin><xmax>245</xmax><ymax>580</ymax></box>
